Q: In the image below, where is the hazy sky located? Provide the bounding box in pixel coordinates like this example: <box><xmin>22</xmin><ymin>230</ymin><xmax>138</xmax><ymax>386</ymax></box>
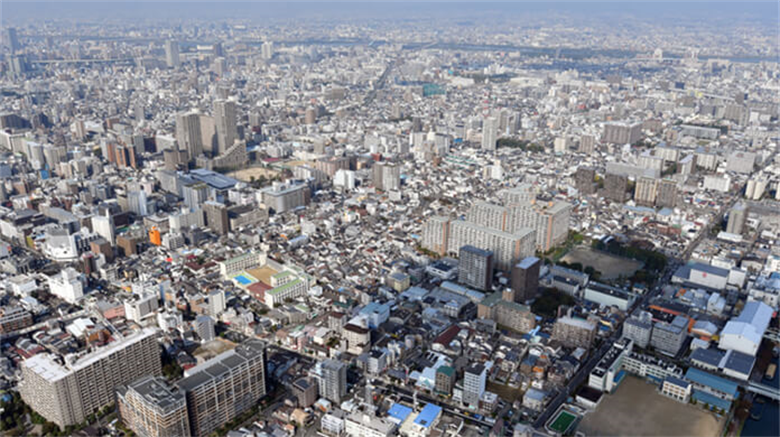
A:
<box><xmin>2</xmin><ymin>1</ymin><xmax>777</xmax><ymax>25</ymax></box>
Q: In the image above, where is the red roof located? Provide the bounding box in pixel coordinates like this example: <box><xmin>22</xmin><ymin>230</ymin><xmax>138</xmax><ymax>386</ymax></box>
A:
<box><xmin>433</xmin><ymin>325</ymin><xmax>461</xmax><ymax>346</ymax></box>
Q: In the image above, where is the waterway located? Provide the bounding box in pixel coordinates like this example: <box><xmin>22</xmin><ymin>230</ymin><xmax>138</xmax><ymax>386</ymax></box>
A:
<box><xmin>742</xmin><ymin>357</ymin><xmax>780</xmax><ymax>437</ymax></box>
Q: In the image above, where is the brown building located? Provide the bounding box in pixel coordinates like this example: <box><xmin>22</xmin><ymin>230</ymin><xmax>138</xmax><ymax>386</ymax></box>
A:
<box><xmin>435</xmin><ymin>365</ymin><xmax>456</xmax><ymax>395</ymax></box>
<box><xmin>292</xmin><ymin>377</ymin><xmax>318</xmax><ymax>408</ymax></box>
<box><xmin>552</xmin><ymin>316</ymin><xmax>597</xmax><ymax>348</ymax></box>
<box><xmin>510</xmin><ymin>256</ymin><xmax>540</xmax><ymax>303</ymax></box>
<box><xmin>478</xmin><ymin>292</ymin><xmax>536</xmax><ymax>333</ymax></box>
<box><xmin>0</xmin><ymin>306</ymin><xmax>33</xmax><ymax>333</ymax></box>
<box><xmin>203</xmin><ymin>201</ymin><xmax>229</xmax><ymax>236</ymax></box>
<box><xmin>117</xmin><ymin>235</ymin><xmax>140</xmax><ymax>257</ymax></box>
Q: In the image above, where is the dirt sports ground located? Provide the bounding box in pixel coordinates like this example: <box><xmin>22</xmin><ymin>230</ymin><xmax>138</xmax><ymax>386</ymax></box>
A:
<box><xmin>577</xmin><ymin>376</ymin><xmax>724</xmax><ymax>437</ymax></box>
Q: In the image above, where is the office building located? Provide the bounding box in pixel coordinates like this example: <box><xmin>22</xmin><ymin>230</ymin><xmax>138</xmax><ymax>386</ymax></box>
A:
<box><xmin>650</xmin><ymin>315</ymin><xmax>688</xmax><ymax>356</ymax></box>
<box><xmin>552</xmin><ymin>316</ymin><xmax>597</xmax><ymax>348</ymax></box>
<box><xmin>177</xmin><ymin>340</ymin><xmax>266</xmax><ymax>437</ymax></box>
<box><xmin>482</xmin><ymin>117</ymin><xmax>498</xmax><ymax>151</ymax></box>
<box><xmin>604</xmin><ymin>173</ymin><xmax>629</xmax><ymax>202</ymax></box>
<box><xmin>175</xmin><ymin>111</ymin><xmax>203</xmax><ymax>159</ymax></box>
<box><xmin>458</xmin><ymin>245</ymin><xmax>494</xmax><ymax>291</ymax></box>
<box><xmin>214</xmin><ymin>100</ymin><xmax>238</xmax><ymax>155</ymax></box>
<box><xmin>164</xmin><ymin>40</ymin><xmax>180</xmax><ymax>68</ymax></box>
<box><xmin>125</xmin><ymin>293</ymin><xmax>160</xmax><ymax>323</ymax></box>
<box><xmin>315</xmin><ymin>359</ymin><xmax>347</xmax><ymax>403</ymax></box>
<box><xmin>726</xmin><ymin>202</ymin><xmax>748</xmax><ymax>235</ymax></box>
<box><xmin>463</xmin><ymin>364</ymin><xmax>486</xmax><ymax>408</ymax></box>
<box><xmin>510</xmin><ymin>256</ymin><xmax>540</xmax><ymax>303</ymax></box>
<box><xmin>20</xmin><ymin>328</ymin><xmax>161</xmax><ymax>428</ymax></box>
<box><xmin>117</xmin><ymin>376</ymin><xmax>190</xmax><ymax>437</ymax></box>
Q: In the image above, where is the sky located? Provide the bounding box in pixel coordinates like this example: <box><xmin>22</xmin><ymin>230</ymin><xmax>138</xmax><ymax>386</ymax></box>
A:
<box><xmin>1</xmin><ymin>1</ymin><xmax>777</xmax><ymax>24</ymax></box>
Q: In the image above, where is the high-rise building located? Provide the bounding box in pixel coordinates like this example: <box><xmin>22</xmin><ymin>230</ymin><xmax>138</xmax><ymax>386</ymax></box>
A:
<box><xmin>315</xmin><ymin>359</ymin><xmax>347</xmax><ymax>403</ymax></box>
<box><xmin>261</xmin><ymin>41</ymin><xmax>274</xmax><ymax>60</ymax></box>
<box><xmin>634</xmin><ymin>176</ymin><xmax>658</xmax><ymax>207</ymax></box>
<box><xmin>604</xmin><ymin>173</ymin><xmax>629</xmax><ymax>202</ymax></box>
<box><xmin>175</xmin><ymin>111</ymin><xmax>203</xmax><ymax>159</ymax></box>
<box><xmin>164</xmin><ymin>40</ymin><xmax>180</xmax><ymax>68</ymax></box>
<box><xmin>20</xmin><ymin>328</ymin><xmax>161</xmax><ymax>428</ymax></box>
<box><xmin>602</xmin><ymin>121</ymin><xmax>642</xmax><ymax>145</ymax></box>
<box><xmin>422</xmin><ymin>215</ymin><xmax>450</xmax><ymax>256</ymax></box>
<box><xmin>448</xmin><ymin>220</ymin><xmax>535</xmax><ymax>271</ymax></box>
<box><xmin>117</xmin><ymin>376</ymin><xmax>190</xmax><ymax>437</ymax></box>
<box><xmin>177</xmin><ymin>340</ymin><xmax>266</xmax><ymax>437</ymax></box>
<box><xmin>91</xmin><ymin>213</ymin><xmax>116</xmax><ymax>245</ymax></box>
<box><xmin>214</xmin><ymin>100</ymin><xmax>238</xmax><ymax>155</ymax></box>
<box><xmin>507</xmin><ymin>200</ymin><xmax>572</xmax><ymax>253</ymax></box>
<box><xmin>458</xmin><ymin>245</ymin><xmax>494</xmax><ymax>291</ymax></box>
<box><xmin>372</xmin><ymin>161</ymin><xmax>401</xmax><ymax>192</ymax></box>
<box><xmin>463</xmin><ymin>364</ymin><xmax>486</xmax><ymax>407</ymax></box>
<box><xmin>4</xmin><ymin>27</ymin><xmax>20</xmax><ymax>53</ymax></box>
<box><xmin>194</xmin><ymin>315</ymin><xmax>215</xmax><ymax>342</ymax></box>
<box><xmin>203</xmin><ymin>201</ymin><xmax>229</xmax><ymax>235</ymax></box>
<box><xmin>726</xmin><ymin>202</ymin><xmax>748</xmax><ymax>235</ymax></box>
<box><xmin>575</xmin><ymin>167</ymin><xmax>597</xmax><ymax>195</ymax></box>
<box><xmin>511</xmin><ymin>256</ymin><xmax>541</xmax><ymax>303</ymax></box>
<box><xmin>481</xmin><ymin>117</ymin><xmax>498</xmax><ymax>151</ymax></box>
<box><xmin>656</xmin><ymin>179</ymin><xmax>678</xmax><ymax>208</ymax></box>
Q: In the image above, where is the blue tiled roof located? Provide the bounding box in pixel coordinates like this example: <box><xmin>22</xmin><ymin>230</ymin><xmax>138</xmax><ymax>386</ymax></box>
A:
<box><xmin>387</xmin><ymin>403</ymin><xmax>413</xmax><ymax>423</ymax></box>
<box><xmin>685</xmin><ymin>367</ymin><xmax>738</xmax><ymax>398</ymax></box>
<box><xmin>691</xmin><ymin>390</ymin><xmax>732</xmax><ymax>410</ymax></box>
<box><xmin>414</xmin><ymin>403</ymin><xmax>443</xmax><ymax>428</ymax></box>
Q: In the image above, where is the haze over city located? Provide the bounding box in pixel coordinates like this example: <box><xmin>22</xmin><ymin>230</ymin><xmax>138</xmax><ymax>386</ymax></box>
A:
<box><xmin>0</xmin><ymin>2</ymin><xmax>778</xmax><ymax>437</ymax></box>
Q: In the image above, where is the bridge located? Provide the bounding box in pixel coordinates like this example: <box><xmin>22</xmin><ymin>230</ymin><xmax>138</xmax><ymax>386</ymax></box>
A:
<box><xmin>746</xmin><ymin>381</ymin><xmax>780</xmax><ymax>401</ymax></box>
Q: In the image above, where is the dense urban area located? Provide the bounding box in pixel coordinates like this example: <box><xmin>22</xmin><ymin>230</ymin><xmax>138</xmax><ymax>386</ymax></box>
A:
<box><xmin>0</xmin><ymin>2</ymin><xmax>778</xmax><ymax>437</ymax></box>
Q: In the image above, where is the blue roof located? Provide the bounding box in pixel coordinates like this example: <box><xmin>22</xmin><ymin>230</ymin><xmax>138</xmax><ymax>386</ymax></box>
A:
<box><xmin>189</xmin><ymin>168</ymin><xmax>238</xmax><ymax>190</ymax></box>
<box><xmin>685</xmin><ymin>368</ymin><xmax>738</xmax><ymax>398</ymax></box>
<box><xmin>387</xmin><ymin>403</ymin><xmax>413</xmax><ymax>423</ymax></box>
<box><xmin>691</xmin><ymin>390</ymin><xmax>732</xmax><ymax>410</ymax></box>
<box><xmin>413</xmin><ymin>403</ymin><xmax>443</xmax><ymax>428</ymax></box>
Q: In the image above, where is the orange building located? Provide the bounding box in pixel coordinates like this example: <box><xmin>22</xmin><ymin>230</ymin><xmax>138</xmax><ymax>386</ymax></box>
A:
<box><xmin>149</xmin><ymin>226</ymin><xmax>161</xmax><ymax>246</ymax></box>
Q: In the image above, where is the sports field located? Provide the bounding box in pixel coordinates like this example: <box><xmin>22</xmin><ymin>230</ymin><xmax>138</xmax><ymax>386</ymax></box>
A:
<box><xmin>578</xmin><ymin>376</ymin><xmax>724</xmax><ymax>436</ymax></box>
<box><xmin>549</xmin><ymin>410</ymin><xmax>577</xmax><ymax>434</ymax></box>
